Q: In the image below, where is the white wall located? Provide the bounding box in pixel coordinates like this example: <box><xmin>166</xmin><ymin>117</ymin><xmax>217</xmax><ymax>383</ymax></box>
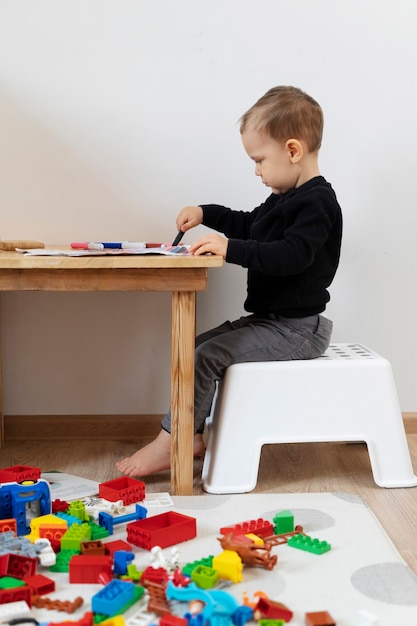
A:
<box><xmin>1</xmin><ymin>0</ymin><xmax>417</xmax><ymax>414</ymax></box>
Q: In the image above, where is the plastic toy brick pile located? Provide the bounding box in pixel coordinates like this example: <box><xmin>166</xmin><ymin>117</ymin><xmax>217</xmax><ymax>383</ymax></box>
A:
<box><xmin>0</xmin><ymin>466</ymin><xmax>350</xmax><ymax>626</ymax></box>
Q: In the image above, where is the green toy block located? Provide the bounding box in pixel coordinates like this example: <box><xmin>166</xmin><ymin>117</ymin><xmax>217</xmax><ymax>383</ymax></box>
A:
<box><xmin>182</xmin><ymin>555</ymin><xmax>213</xmax><ymax>577</ymax></box>
<box><xmin>61</xmin><ymin>522</ymin><xmax>91</xmax><ymax>550</ymax></box>
<box><xmin>68</xmin><ymin>499</ymin><xmax>90</xmax><ymax>522</ymax></box>
<box><xmin>287</xmin><ymin>533</ymin><xmax>331</xmax><ymax>555</ymax></box>
<box><xmin>259</xmin><ymin>620</ymin><xmax>285</xmax><ymax>626</ymax></box>
<box><xmin>273</xmin><ymin>509</ymin><xmax>294</xmax><ymax>534</ymax></box>
<box><xmin>49</xmin><ymin>549</ymin><xmax>79</xmax><ymax>572</ymax></box>
<box><xmin>191</xmin><ymin>564</ymin><xmax>219</xmax><ymax>589</ymax></box>
<box><xmin>0</xmin><ymin>576</ymin><xmax>26</xmax><ymax>589</ymax></box>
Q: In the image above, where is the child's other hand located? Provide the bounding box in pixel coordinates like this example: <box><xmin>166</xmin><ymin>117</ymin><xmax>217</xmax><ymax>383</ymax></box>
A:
<box><xmin>189</xmin><ymin>234</ymin><xmax>228</xmax><ymax>258</ymax></box>
<box><xmin>176</xmin><ymin>206</ymin><xmax>203</xmax><ymax>233</ymax></box>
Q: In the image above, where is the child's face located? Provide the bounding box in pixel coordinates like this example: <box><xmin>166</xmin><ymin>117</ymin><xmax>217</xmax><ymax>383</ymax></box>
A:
<box><xmin>241</xmin><ymin>129</ymin><xmax>301</xmax><ymax>194</ymax></box>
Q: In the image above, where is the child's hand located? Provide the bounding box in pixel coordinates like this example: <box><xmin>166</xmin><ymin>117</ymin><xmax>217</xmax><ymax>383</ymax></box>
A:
<box><xmin>176</xmin><ymin>206</ymin><xmax>203</xmax><ymax>233</ymax></box>
<box><xmin>189</xmin><ymin>234</ymin><xmax>228</xmax><ymax>258</ymax></box>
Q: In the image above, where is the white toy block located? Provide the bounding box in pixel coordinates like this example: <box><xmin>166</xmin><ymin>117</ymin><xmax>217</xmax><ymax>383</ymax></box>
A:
<box><xmin>202</xmin><ymin>343</ymin><xmax>417</xmax><ymax>494</ymax></box>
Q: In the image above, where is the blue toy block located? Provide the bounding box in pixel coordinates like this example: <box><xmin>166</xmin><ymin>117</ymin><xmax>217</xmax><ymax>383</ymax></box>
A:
<box><xmin>113</xmin><ymin>550</ymin><xmax>135</xmax><ymax>575</ymax></box>
<box><xmin>91</xmin><ymin>579</ymin><xmax>136</xmax><ymax>615</ymax></box>
<box><xmin>99</xmin><ymin>503</ymin><xmax>147</xmax><ymax>534</ymax></box>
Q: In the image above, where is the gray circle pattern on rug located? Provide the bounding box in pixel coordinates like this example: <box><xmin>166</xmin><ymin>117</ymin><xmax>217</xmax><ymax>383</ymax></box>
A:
<box><xmin>351</xmin><ymin>563</ymin><xmax>417</xmax><ymax>605</ymax></box>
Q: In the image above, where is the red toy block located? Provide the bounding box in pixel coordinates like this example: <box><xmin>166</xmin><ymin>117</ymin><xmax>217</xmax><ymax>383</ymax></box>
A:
<box><xmin>305</xmin><ymin>610</ymin><xmax>336</xmax><ymax>626</ymax></box>
<box><xmin>23</xmin><ymin>574</ymin><xmax>55</xmax><ymax>595</ymax></box>
<box><xmin>69</xmin><ymin>555</ymin><xmax>113</xmax><ymax>584</ymax></box>
<box><xmin>220</xmin><ymin>518</ymin><xmax>274</xmax><ymax>539</ymax></box>
<box><xmin>51</xmin><ymin>498</ymin><xmax>70</xmax><ymax>514</ymax></box>
<box><xmin>7</xmin><ymin>554</ymin><xmax>37</xmax><ymax>579</ymax></box>
<box><xmin>140</xmin><ymin>566</ymin><xmax>170</xmax><ymax>587</ymax></box>
<box><xmin>39</xmin><ymin>524</ymin><xmax>67</xmax><ymax>542</ymax></box>
<box><xmin>0</xmin><ymin>585</ymin><xmax>32</xmax><ymax>607</ymax></box>
<box><xmin>127</xmin><ymin>511</ymin><xmax>196</xmax><ymax>550</ymax></box>
<box><xmin>0</xmin><ymin>555</ymin><xmax>8</xmax><ymax>577</ymax></box>
<box><xmin>103</xmin><ymin>539</ymin><xmax>133</xmax><ymax>556</ymax></box>
<box><xmin>0</xmin><ymin>465</ymin><xmax>41</xmax><ymax>483</ymax></box>
<box><xmin>0</xmin><ymin>519</ymin><xmax>17</xmax><ymax>535</ymax></box>
<box><xmin>98</xmin><ymin>477</ymin><xmax>145</xmax><ymax>505</ymax></box>
<box><xmin>160</xmin><ymin>613</ymin><xmax>188</xmax><ymax>626</ymax></box>
<box><xmin>255</xmin><ymin>597</ymin><xmax>293</xmax><ymax>622</ymax></box>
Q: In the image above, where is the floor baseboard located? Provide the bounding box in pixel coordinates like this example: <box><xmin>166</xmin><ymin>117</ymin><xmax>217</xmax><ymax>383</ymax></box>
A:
<box><xmin>3</xmin><ymin>414</ymin><xmax>162</xmax><ymax>441</ymax></box>
<box><xmin>3</xmin><ymin>413</ymin><xmax>417</xmax><ymax>442</ymax></box>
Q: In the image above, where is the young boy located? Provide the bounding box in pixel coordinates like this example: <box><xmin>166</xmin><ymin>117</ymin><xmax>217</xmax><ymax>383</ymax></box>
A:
<box><xmin>117</xmin><ymin>85</ymin><xmax>343</xmax><ymax>478</ymax></box>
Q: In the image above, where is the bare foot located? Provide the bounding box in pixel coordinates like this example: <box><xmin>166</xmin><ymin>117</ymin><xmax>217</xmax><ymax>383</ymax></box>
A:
<box><xmin>116</xmin><ymin>430</ymin><xmax>205</xmax><ymax>478</ymax></box>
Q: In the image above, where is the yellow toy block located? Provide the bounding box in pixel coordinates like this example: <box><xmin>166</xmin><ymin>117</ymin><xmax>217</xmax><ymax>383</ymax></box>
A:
<box><xmin>244</xmin><ymin>532</ymin><xmax>264</xmax><ymax>546</ymax></box>
<box><xmin>100</xmin><ymin>617</ymin><xmax>125</xmax><ymax>626</ymax></box>
<box><xmin>212</xmin><ymin>549</ymin><xmax>243</xmax><ymax>583</ymax></box>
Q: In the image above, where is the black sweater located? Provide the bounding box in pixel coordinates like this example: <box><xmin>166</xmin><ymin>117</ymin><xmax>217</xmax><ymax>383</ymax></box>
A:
<box><xmin>201</xmin><ymin>176</ymin><xmax>342</xmax><ymax>317</ymax></box>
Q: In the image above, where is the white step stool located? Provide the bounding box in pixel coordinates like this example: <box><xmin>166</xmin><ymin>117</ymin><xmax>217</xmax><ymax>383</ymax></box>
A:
<box><xmin>202</xmin><ymin>343</ymin><xmax>417</xmax><ymax>494</ymax></box>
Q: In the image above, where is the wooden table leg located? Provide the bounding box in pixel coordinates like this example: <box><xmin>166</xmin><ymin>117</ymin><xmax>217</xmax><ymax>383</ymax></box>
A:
<box><xmin>0</xmin><ymin>297</ymin><xmax>3</xmax><ymax>447</ymax></box>
<box><xmin>171</xmin><ymin>290</ymin><xmax>195</xmax><ymax>495</ymax></box>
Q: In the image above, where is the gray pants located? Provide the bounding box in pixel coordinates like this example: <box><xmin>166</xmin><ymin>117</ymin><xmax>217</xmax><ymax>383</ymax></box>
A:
<box><xmin>161</xmin><ymin>313</ymin><xmax>333</xmax><ymax>434</ymax></box>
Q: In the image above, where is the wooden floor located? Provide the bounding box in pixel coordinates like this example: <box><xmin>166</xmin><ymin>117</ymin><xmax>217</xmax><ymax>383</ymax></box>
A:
<box><xmin>1</xmin><ymin>431</ymin><xmax>416</xmax><ymax>574</ymax></box>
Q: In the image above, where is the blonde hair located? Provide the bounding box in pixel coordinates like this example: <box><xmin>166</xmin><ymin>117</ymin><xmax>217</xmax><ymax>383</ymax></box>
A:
<box><xmin>240</xmin><ymin>86</ymin><xmax>323</xmax><ymax>152</ymax></box>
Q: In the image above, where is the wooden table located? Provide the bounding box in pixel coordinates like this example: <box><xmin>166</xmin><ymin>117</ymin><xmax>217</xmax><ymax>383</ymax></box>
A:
<box><xmin>0</xmin><ymin>249</ymin><xmax>223</xmax><ymax>495</ymax></box>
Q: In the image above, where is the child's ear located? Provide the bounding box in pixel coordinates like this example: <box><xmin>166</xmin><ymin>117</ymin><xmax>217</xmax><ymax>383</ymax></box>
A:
<box><xmin>286</xmin><ymin>139</ymin><xmax>303</xmax><ymax>163</ymax></box>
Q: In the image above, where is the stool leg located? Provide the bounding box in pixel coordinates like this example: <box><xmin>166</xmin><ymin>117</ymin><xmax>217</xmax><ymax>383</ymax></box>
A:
<box><xmin>203</xmin><ymin>421</ymin><xmax>262</xmax><ymax>494</ymax></box>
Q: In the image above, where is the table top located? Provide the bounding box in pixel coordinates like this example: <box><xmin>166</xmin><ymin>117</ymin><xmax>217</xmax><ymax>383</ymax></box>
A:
<box><xmin>0</xmin><ymin>248</ymin><xmax>224</xmax><ymax>270</ymax></box>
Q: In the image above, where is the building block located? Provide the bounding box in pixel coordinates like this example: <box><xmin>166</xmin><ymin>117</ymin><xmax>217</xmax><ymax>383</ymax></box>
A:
<box><xmin>0</xmin><ymin>600</ymin><xmax>31</xmax><ymax>622</ymax></box>
<box><xmin>220</xmin><ymin>518</ymin><xmax>274</xmax><ymax>538</ymax></box>
<box><xmin>0</xmin><ymin>465</ymin><xmax>41</xmax><ymax>483</ymax></box>
<box><xmin>6</xmin><ymin>554</ymin><xmax>37</xmax><ymax>579</ymax></box>
<box><xmin>191</xmin><ymin>564</ymin><xmax>219</xmax><ymax>589</ymax></box>
<box><xmin>160</xmin><ymin>613</ymin><xmax>188</xmax><ymax>626</ymax></box>
<box><xmin>101</xmin><ymin>617</ymin><xmax>126</xmax><ymax>626</ymax></box>
<box><xmin>0</xmin><ymin>584</ymin><xmax>32</xmax><ymax>607</ymax></box>
<box><xmin>99</xmin><ymin>477</ymin><xmax>146</xmax><ymax>505</ymax></box>
<box><xmin>81</xmin><ymin>540</ymin><xmax>106</xmax><ymax>555</ymax></box>
<box><xmin>140</xmin><ymin>566</ymin><xmax>170</xmax><ymax>587</ymax></box>
<box><xmin>22</xmin><ymin>573</ymin><xmax>55</xmax><ymax>595</ymax></box>
<box><xmin>99</xmin><ymin>503</ymin><xmax>147</xmax><ymax>534</ymax></box>
<box><xmin>0</xmin><ymin>519</ymin><xmax>17</xmax><ymax>535</ymax></box>
<box><xmin>0</xmin><ymin>575</ymin><xmax>26</xmax><ymax>589</ymax></box>
<box><xmin>51</xmin><ymin>498</ymin><xmax>70</xmax><ymax>514</ymax></box>
<box><xmin>259</xmin><ymin>620</ymin><xmax>285</xmax><ymax>626</ymax></box>
<box><xmin>287</xmin><ymin>534</ymin><xmax>331</xmax><ymax>555</ymax></box>
<box><xmin>103</xmin><ymin>539</ymin><xmax>133</xmax><ymax>556</ymax></box>
<box><xmin>68</xmin><ymin>500</ymin><xmax>90</xmax><ymax>522</ymax></box>
<box><xmin>233</xmin><ymin>605</ymin><xmax>255</xmax><ymax>626</ymax></box>
<box><xmin>49</xmin><ymin>549</ymin><xmax>80</xmax><ymax>573</ymax></box>
<box><xmin>61</xmin><ymin>522</ymin><xmax>91</xmax><ymax>550</ymax></box>
<box><xmin>212</xmin><ymin>550</ymin><xmax>243</xmax><ymax>583</ymax></box>
<box><xmin>255</xmin><ymin>597</ymin><xmax>293</xmax><ymax>622</ymax></box>
<box><xmin>28</xmin><ymin>513</ymin><xmax>67</xmax><ymax>541</ymax></box>
<box><xmin>69</xmin><ymin>554</ymin><xmax>113</xmax><ymax>584</ymax></box>
<box><xmin>305</xmin><ymin>610</ymin><xmax>336</xmax><ymax>626</ymax></box>
<box><xmin>182</xmin><ymin>556</ymin><xmax>213</xmax><ymax>577</ymax></box>
<box><xmin>91</xmin><ymin>579</ymin><xmax>137</xmax><ymax>615</ymax></box>
<box><xmin>113</xmin><ymin>550</ymin><xmax>135</xmax><ymax>576</ymax></box>
<box><xmin>127</xmin><ymin>511</ymin><xmax>196</xmax><ymax>550</ymax></box>
<box><xmin>273</xmin><ymin>510</ymin><xmax>294</xmax><ymax>534</ymax></box>
<box><xmin>146</xmin><ymin>581</ymin><xmax>171</xmax><ymax>615</ymax></box>
<box><xmin>89</xmin><ymin>520</ymin><xmax>110</xmax><ymax>541</ymax></box>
